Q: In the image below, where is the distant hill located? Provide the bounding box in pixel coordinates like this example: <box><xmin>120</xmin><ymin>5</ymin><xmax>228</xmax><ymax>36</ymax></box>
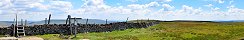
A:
<box><xmin>29</xmin><ymin>19</ymin><xmax>116</xmax><ymax>25</ymax></box>
<box><xmin>213</xmin><ymin>20</ymin><xmax>244</xmax><ymax>22</ymax></box>
<box><xmin>2</xmin><ymin>19</ymin><xmax>244</xmax><ymax>27</ymax></box>
<box><xmin>162</xmin><ymin>20</ymin><xmax>214</xmax><ymax>22</ymax></box>
<box><xmin>128</xmin><ymin>20</ymin><xmax>162</xmax><ymax>23</ymax></box>
<box><xmin>128</xmin><ymin>20</ymin><xmax>244</xmax><ymax>23</ymax></box>
<box><xmin>0</xmin><ymin>21</ymin><xmax>12</xmax><ymax>27</ymax></box>
<box><xmin>0</xmin><ymin>19</ymin><xmax>116</xmax><ymax>27</ymax></box>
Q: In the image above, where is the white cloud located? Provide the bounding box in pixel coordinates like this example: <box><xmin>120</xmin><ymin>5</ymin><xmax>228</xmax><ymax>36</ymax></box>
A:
<box><xmin>29</xmin><ymin>3</ymin><xmax>48</xmax><ymax>10</ymax></box>
<box><xmin>156</xmin><ymin>4</ymin><xmax>244</xmax><ymax>21</ymax></box>
<box><xmin>147</xmin><ymin>2</ymin><xmax>160</xmax><ymax>7</ymax></box>
<box><xmin>127</xmin><ymin>4</ymin><xmax>145</xmax><ymax>9</ymax></box>
<box><xmin>217</xmin><ymin>0</ymin><xmax>224</xmax><ymax>3</ymax></box>
<box><xmin>229</xmin><ymin>0</ymin><xmax>234</xmax><ymax>4</ymax></box>
<box><xmin>67</xmin><ymin>0</ymin><xmax>163</xmax><ymax>20</ymax></box>
<box><xmin>1</xmin><ymin>0</ymin><xmax>244</xmax><ymax>21</ymax></box>
<box><xmin>157</xmin><ymin>0</ymin><xmax>172</xmax><ymax>2</ymax></box>
<box><xmin>12</xmin><ymin>0</ymin><xmax>44</xmax><ymax>5</ymax></box>
<box><xmin>49</xmin><ymin>1</ymin><xmax>73</xmax><ymax>11</ymax></box>
<box><xmin>204</xmin><ymin>4</ymin><xmax>213</xmax><ymax>7</ymax></box>
<box><xmin>0</xmin><ymin>10</ymin><xmax>2</xmax><ymax>14</ymax></box>
<box><xmin>82</xmin><ymin>0</ymin><xmax>105</xmax><ymax>6</ymax></box>
<box><xmin>165</xmin><ymin>0</ymin><xmax>172</xmax><ymax>2</ymax></box>
<box><xmin>48</xmin><ymin>0</ymin><xmax>244</xmax><ymax>21</ymax></box>
<box><xmin>227</xmin><ymin>5</ymin><xmax>244</xmax><ymax>14</ymax></box>
<box><xmin>0</xmin><ymin>0</ymin><xmax>12</xmax><ymax>7</ymax></box>
<box><xmin>162</xmin><ymin>4</ymin><xmax>174</xmax><ymax>11</ymax></box>
<box><xmin>127</xmin><ymin>2</ymin><xmax>159</xmax><ymax>9</ymax></box>
<box><xmin>0</xmin><ymin>0</ymin><xmax>75</xmax><ymax>21</ymax></box>
<box><xmin>204</xmin><ymin>0</ymin><xmax>224</xmax><ymax>4</ymax></box>
<box><xmin>90</xmin><ymin>0</ymin><xmax>104</xmax><ymax>6</ymax></box>
<box><xmin>0</xmin><ymin>0</ymin><xmax>14</xmax><ymax>9</ymax></box>
<box><xmin>126</xmin><ymin>0</ymin><xmax>138</xmax><ymax>2</ymax></box>
<box><xmin>212</xmin><ymin>7</ymin><xmax>220</xmax><ymax>11</ymax></box>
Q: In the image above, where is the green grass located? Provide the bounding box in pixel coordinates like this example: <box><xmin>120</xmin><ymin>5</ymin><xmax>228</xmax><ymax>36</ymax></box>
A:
<box><xmin>35</xmin><ymin>34</ymin><xmax>63</xmax><ymax>40</ymax></box>
<box><xmin>37</xmin><ymin>22</ymin><xmax>244</xmax><ymax>40</ymax></box>
<box><xmin>0</xmin><ymin>35</ymin><xmax>4</xmax><ymax>37</ymax></box>
<box><xmin>128</xmin><ymin>20</ymin><xmax>161</xmax><ymax>23</ymax></box>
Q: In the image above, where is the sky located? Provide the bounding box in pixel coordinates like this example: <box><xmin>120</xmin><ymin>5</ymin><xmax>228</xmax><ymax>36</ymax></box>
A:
<box><xmin>0</xmin><ymin>0</ymin><xmax>244</xmax><ymax>21</ymax></box>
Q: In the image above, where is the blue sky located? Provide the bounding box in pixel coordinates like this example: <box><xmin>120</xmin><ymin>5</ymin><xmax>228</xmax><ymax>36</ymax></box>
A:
<box><xmin>0</xmin><ymin>0</ymin><xmax>244</xmax><ymax>21</ymax></box>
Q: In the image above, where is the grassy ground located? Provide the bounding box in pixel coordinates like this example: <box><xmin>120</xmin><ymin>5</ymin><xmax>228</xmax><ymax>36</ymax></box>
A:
<box><xmin>0</xmin><ymin>35</ymin><xmax>4</xmax><ymax>37</ymax></box>
<box><xmin>37</xmin><ymin>22</ymin><xmax>244</xmax><ymax>40</ymax></box>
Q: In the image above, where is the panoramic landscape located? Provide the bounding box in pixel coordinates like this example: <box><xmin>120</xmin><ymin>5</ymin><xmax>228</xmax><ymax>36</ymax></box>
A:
<box><xmin>1</xmin><ymin>0</ymin><xmax>244</xmax><ymax>40</ymax></box>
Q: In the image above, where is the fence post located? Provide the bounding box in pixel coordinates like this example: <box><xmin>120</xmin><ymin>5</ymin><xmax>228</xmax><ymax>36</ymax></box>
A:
<box><xmin>85</xmin><ymin>18</ymin><xmax>89</xmax><ymax>33</ymax></box>
<box><xmin>74</xmin><ymin>17</ymin><xmax>77</xmax><ymax>38</ymax></box>
<box><xmin>48</xmin><ymin>14</ymin><xmax>51</xmax><ymax>24</ymax></box>
<box><xmin>21</xmin><ymin>19</ymin><xmax>23</xmax><ymax>26</ymax></box>
<box><xmin>67</xmin><ymin>15</ymin><xmax>72</xmax><ymax>35</ymax></box>
<box><xmin>45</xmin><ymin>18</ymin><xmax>47</xmax><ymax>24</ymax></box>
<box><xmin>106</xmin><ymin>19</ymin><xmax>108</xmax><ymax>24</ymax></box>
<box><xmin>13</xmin><ymin>19</ymin><xmax>15</xmax><ymax>37</ymax></box>
<box><xmin>14</xmin><ymin>13</ymin><xmax>18</xmax><ymax>37</ymax></box>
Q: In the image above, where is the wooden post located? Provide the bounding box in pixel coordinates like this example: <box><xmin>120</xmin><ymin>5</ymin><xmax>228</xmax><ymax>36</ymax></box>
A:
<box><xmin>105</xmin><ymin>19</ymin><xmax>107</xmax><ymax>29</ymax></box>
<box><xmin>74</xmin><ymin>17</ymin><xmax>77</xmax><ymax>38</ymax></box>
<box><xmin>67</xmin><ymin>15</ymin><xmax>72</xmax><ymax>35</ymax></box>
<box><xmin>13</xmin><ymin>19</ymin><xmax>15</xmax><ymax>36</ymax></box>
<box><xmin>45</xmin><ymin>18</ymin><xmax>47</xmax><ymax>24</ymax></box>
<box><xmin>24</xmin><ymin>20</ymin><xmax>27</xmax><ymax>36</ymax></box>
<box><xmin>14</xmin><ymin>14</ymin><xmax>18</xmax><ymax>37</ymax></box>
<box><xmin>65</xmin><ymin>17</ymin><xmax>68</xmax><ymax>25</ymax></box>
<box><xmin>48</xmin><ymin>14</ymin><xmax>51</xmax><ymax>24</ymax></box>
<box><xmin>85</xmin><ymin>18</ymin><xmax>88</xmax><ymax>33</ymax></box>
<box><xmin>105</xmin><ymin>19</ymin><xmax>107</xmax><ymax>24</ymax></box>
<box><xmin>68</xmin><ymin>15</ymin><xmax>71</xmax><ymax>25</ymax></box>
<box><xmin>86</xmin><ymin>19</ymin><xmax>88</xmax><ymax>25</ymax></box>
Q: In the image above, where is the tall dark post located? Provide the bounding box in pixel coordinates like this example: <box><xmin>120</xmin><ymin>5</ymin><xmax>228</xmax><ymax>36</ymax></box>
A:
<box><xmin>85</xmin><ymin>18</ymin><xmax>88</xmax><ymax>33</ymax></box>
<box><xmin>68</xmin><ymin>15</ymin><xmax>71</xmax><ymax>25</ymax></box>
<box><xmin>65</xmin><ymin>18</ymin><xmax>68</xmax><ymax>25</ymax></box>
<box><xmin>48</xmin><ymin>14</ymin><xmax>51</xmax><ymax>24</ymax></box>
<box><xmin>45</xmin><ymin>18</ymin><xmax>47</xmax><ymax>24</ymax></box>
<box><xmin>105</xmin><ymin>19</ymin><xmax>107</xmax><ymax>24</ymax></box>
<box><xmin>67</xmin><ymin>15</ymin><xmax>72</xmax><ymax>35</ymax></box>
<box><xmin>74</xmin><ymin>17</ymin><xmax>77</xmax><ymax>38</ymax></box>
<box><xmin>85</xmin><ymin>19</ymin><xmax>89</xmax><ymax>25</ymax></box>
<box><xmin>14</xmin><ymin>14</ymin><xmax>17</xmax><ymax>37</ymax></box>
<box><xmin>13</xmin><ymin>19</ymin><xmax>15</xmax><ymax>36</ymax></box>
<box><xmin>24</xmin><ymin>20</ymin><xmax>27</xmax><ymax>36</ymax></box>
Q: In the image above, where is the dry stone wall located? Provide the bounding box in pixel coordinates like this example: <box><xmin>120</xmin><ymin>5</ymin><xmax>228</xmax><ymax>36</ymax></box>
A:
<box><xmin>0</xmin><ymin>22</ymin><xmax>159</xmax><ymax>35</ymax></box>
